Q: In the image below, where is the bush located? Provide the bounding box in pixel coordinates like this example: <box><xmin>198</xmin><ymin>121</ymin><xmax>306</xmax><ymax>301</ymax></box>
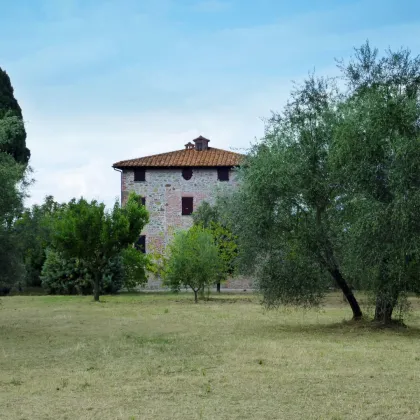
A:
<box><xmin>41</xmin><ymin>249</ymin><xmax>124</xmax><ymax>295</ymax></box>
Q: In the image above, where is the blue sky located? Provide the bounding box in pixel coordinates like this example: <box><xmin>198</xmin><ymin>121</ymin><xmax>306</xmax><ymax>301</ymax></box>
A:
<box><xmin>2</xmin><ymin>0</ymin><xmax>420</xmax><ymax>206</ymax></box>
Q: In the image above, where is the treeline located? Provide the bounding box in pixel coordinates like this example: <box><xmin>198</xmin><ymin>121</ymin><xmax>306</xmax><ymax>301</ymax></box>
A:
<box><xmin>2</xmin><ymin>191</ymin><xmax>150</xmax><ymax>299</ymax></box>
<box><xmin>0</xmin><ymin>67</ymin><xmax>150</xmax><ymax>300</ymax></box>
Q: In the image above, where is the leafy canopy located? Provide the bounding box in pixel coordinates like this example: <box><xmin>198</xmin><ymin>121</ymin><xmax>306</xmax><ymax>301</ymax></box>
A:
<box><xmin>51</xmin><ymin>192</ymin><xmax>149</xmax><ymax>300</ymax></box>
<box><xmin>163</xmin><ymin>225</ymin><xmax>224</xmax><ymax>302</ymax></box>
<box><xmin>225</xmin><ymin>75</ymin><xmax>362</xmax><ymax>318</ymax></box>
<box><xmin>332</xmin><ymin>42</ymin><xmax>420</xmax><ymax>322</ymax></box>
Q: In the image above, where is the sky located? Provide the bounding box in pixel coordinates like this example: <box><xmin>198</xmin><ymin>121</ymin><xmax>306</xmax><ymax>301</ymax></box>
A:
<box><xmin>2</xmin><ymin>0</ymin><xmax>420</xmax><ymax>207</ymax></box>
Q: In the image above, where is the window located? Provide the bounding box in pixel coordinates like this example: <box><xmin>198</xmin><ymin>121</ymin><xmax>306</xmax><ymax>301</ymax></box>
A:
<box><xmin>182</xmin><ymin>167</ymin><xmax>193</xmax><ymax>180</ymax></box>
<box><xmin>182</xmin><ymin>197</ymin><xmax>193</xmax><ymax>215</ymax></box>
<box><xmin>139</xmin><ymin>196</ymin><xmax>146</xmax><ymax>206</ymax></box>
<box><xmin>196</xmin><ymin>142</ymin><xmax>203</xmax><ymax>151</ymax></box>
<box><xmin>134</xmin><ymin>168</ymin><xmax>145</xmax><ymax>182</ymax></box>
<box><xmin>217</xmin><ymin>168</ymin><xmax>229</xmax><ymax>181</ymax></box>
<box><xmin>135</xmin><ymin>235</ymin><xmax>146</xmax><ymax>253</ymax></box>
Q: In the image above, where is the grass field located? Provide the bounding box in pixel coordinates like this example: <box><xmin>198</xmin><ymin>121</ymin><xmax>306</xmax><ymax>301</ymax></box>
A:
<box><xmin>1</xmin><ymin>293</ymin><xmax>420</xmax><ymax>420</ymax></box>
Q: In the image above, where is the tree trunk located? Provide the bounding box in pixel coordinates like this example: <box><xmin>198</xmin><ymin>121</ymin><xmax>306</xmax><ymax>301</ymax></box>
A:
<box><xmin>216</xmin><ymin>282</ymin><xmax>221</xmax><ymax>293</ymax></box>
<box><xmin>330</xmin><ymin>269</ymin><xmax>362</xmax><ymax>320</ymax></box>
<box><xmin>374</xmin><ymin>293</ymin><xmax>398</xmax><ymax>324</ymax></box>
<box><xmin>373</xmin><ymin>259</ymin><xmax>398</xmax><ymax>324</ymax></box>
<box><xmin>193</xmin><ymin>289</ymin><xmax>198</xmax><ymax>303</ymax></box>
<box><xmin>93</xmin><ymin>273</ymin><xmax>100</xmax><ymax>302</ymax></box>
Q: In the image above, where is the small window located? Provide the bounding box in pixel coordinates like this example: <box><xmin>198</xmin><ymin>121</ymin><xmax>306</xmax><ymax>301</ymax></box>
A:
<box><xmin>217</xmin><ymin>168</ymin><xmax>229</xmax><ymax>181</ymax></box>
<box><xmin>134</xmin><ymin>168</ymin><xmax>145</xmax><ymax>182</ymax></box>
<box><xmin>182</xmin><ymin>197</ymin><xmax>193</xmax><ymax>215</ymax></box>
<box><xmin>135</xmin><ymin>235</ymin><xmax>146</xmax><ymax>253</ymax></box>
<box><xmin>182</xmin><ymin>168</ymin><xmax>193</xmax><ymax>180</ymax></box>
<box><xmin>196</xmin><ymin>142</ymin><xmax>203</xmax><ymax>151</ymax></box>
<box><xmin>139</xmin><ymin>196</ymin><xmax>146</xmax><ymax>207</ymax></box>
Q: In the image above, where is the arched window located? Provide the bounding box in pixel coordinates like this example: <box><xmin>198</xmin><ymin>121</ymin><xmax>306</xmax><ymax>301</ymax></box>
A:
<box><xmin>182</xmin><ymin>167</ymin><xmax>193</xmax><ymax>180</ymax></box>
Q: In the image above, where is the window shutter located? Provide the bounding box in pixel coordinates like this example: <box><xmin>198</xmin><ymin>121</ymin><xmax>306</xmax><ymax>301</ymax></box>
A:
<box><xmin>134</xmin><ymin>169</ymin><xmax>145</xmax><ymax>182</ymax></box>
<box><xmin>217</xmin><ymin>168</ymin><xmax>229</xmax><ymax>181</ymax></box>
<box><xmin>135</xmin><ymin>235</ymin><xmax>146</xmax><ymax>253</ymax></box>
<box><xmin>182</xmin><ymin>197</ymin><xmax>193</xmax><ymax>215</ymax></box>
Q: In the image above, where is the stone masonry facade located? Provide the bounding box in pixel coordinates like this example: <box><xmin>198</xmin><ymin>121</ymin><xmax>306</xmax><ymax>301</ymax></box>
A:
<box><xmin>121</xmin><ymin>167</ymin><xmax>238</xmax><ymax>253</ymax></box>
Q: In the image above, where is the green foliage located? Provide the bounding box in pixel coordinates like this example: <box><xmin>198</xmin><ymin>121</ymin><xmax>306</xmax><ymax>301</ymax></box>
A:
<box><xmin>41</xmin><ymin>249</ymin><xmax>90</xmax><ymax>295</ymax></box>
<box><xmin>41</xmin><ymin>249</ymin><xmax>124</xmax><ymax>295</ymax></box>
<box><xmin>0</xmin><ymin>112</ymin><xmax>29</xmax><ymax>165</ymax></box>
<box><xmin>192</xmin><ymin>201</ymin><xmax>219</xmax><ymax>228</ymax></box>
<box><xmin>333</xmin><ymin>42</ymin><xmax>420</xmax><ymax>322</ymax></box>
<box><xmin>0</xmin><ymin>68</ymin><xmax>22</xmax><ymax>118</ymax></box>
<box><xmin>121</xmin><ymin>247</ymin><xmax>149</xmax><ymax>291</ymax></box>
<box><xmin>0</xmin><ymin>226</ymin><xmax>25</xmax><ymax>289</ymax></box>
<box><xmin>0</xmin><ymin>152</ymin><xmax>28</xmax><ymax>288</ymax></box>
<box><xmin>209</xmin><ymin>222</ymin><xmax>238</xmax><ymax>279</ymax></box>
<box><xmin>0</xmin><ymin>68</ymin><xmax>30</xmax><ymax>289</ymax></box>
<box><xmin>0</xmin><ymin>68</ymin><xmax>29</xmax><ymax>164</ymax></box>
<box><xmin>15</xmin><ymin>196</ymin><xmax>61</xmax><ymax>287</ymax></box>
<box><xmin>51</xmin><ymin>193</ymin><xmax>149</xmax><ymax>301</ymax></box>
<box><xmin>0</xmin><ymin>152</ymin><xmax>25</xmax><ymax>222</ymax></box>
<box><xmin>193</xmin><ymin>201</ymin><xmax>238</xmax><ymax>281</ymax></box>
<box><xmin>163</xmin><ymin>226</ymin><xmax>224</xmax><ymax>302</ymax></box>
<box><xmin>226</xmin><ymin>75</ymin><xmax>362</xmax><ymax>317</ymax></box>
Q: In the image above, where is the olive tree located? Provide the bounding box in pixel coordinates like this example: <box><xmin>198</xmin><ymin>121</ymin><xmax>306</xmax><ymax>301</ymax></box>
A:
<box><xmin>227</xmin><ymin>75</ymin><xmax>363</xmax><ymax>319</ymax></box>
<box><xmin>333</xmin><ymin>42</ymin><xmax>420</xmax><ymax>323</ymax></box>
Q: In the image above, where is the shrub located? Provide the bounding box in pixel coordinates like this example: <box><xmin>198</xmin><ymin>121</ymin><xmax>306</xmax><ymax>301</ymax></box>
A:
<box><xmin>41</xmin><ymin>249</ymin><xmax>124</xmax><ymax>295</ymax></box>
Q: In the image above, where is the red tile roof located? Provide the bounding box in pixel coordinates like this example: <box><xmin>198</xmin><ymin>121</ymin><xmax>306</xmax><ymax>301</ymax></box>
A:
<box><xmin>113</xmin><ymin>147</ymin><xmax>244</xmax><ymax>168</ymax></box>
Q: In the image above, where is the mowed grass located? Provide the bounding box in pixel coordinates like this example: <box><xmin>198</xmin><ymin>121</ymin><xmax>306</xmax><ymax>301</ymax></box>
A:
<box><xmin>1</xmin><ymin>293</ymin><xmax>420</xmax><ymax>420</ymax></box>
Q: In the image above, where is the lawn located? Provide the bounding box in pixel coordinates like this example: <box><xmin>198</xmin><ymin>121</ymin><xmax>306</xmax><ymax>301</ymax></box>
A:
<box><xmin>1</xmin><ymin>293</ymin><xmax>420</xmax><ymax>420</ymax></box>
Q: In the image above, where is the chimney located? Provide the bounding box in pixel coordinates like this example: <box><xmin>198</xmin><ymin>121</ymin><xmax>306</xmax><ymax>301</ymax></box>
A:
<box><xmin>185</xmin><ymin>142</ymin><xmax>194</xmax><ymax>150</ymax></box>
<box><xmin>192</xmin><ymin>135</ymin><xmax>210</xmax><ymax>151</ymax></box>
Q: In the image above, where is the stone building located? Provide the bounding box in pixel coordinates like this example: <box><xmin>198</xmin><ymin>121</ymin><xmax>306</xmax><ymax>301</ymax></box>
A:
<box><xmin>112</xmin><ymin>136</ymin><xmax>243</xmax><ymax>255</ymax></box>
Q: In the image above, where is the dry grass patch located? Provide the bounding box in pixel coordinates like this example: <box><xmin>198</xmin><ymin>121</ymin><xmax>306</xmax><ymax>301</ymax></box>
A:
<box><xmin>1</xmin><ymin>293</ymin><xmax>420</xmax><ymax>419</ymax></box>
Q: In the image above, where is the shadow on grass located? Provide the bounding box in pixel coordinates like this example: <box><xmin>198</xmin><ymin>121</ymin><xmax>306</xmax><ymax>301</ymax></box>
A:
<box><xmin>245</xmin><ymin>317</ymin><xmax>420</xmax><ymax>338</ymax></box>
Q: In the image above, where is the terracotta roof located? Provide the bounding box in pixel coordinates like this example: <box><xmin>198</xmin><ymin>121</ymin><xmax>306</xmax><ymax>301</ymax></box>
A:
<box><xmin>113</xmin><ymin>147</ymin><xmax>244</xmax><ymax>169</ymax></box>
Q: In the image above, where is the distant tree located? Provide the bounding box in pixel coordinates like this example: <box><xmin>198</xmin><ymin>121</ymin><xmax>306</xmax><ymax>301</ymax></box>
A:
<box><xmin>0</xmin><ymin>68</ymin><xmax>23</xmax><ymax>118</ymax></box>
<box><xmin>0</xmin><ymin>68</ymin><xmax>30</xmax><ymax>164</ymax></box>
<box><xmin>193</xmin><ymin>201</ymin><xmax>238</xmax><ymax>292</ymax></box>
<box><xmin>51</xmin><ymin>193</ymin><xmax>149</xmax><ymax>301</ymax></box>
<box><xmin>120</xmin><ymin>246</ymin><xmax>149</xmax><ymax>291</ymax></box>
<box><xmin>333</xmin><ymin>42</ymin><xmax>420</xmax><ymax>323</ymax></box>
<box><xmin>192</xmin><ymin>201</ymin><xmax>219</xmax><ymax>228</ymax></box>
<box><xmin>0</xmin><ymin>152</ymin><xmax>27</xmax><ymax>289</ymax></box>
<box><xmin>15</xmin><ymin>196</ymin><xmax>61</xmax><ymax>287</ymax></box>
<box><xmin>163</xmin><ymin>225</ymin><xmax>224</xmax><ymax>302</ymax></box>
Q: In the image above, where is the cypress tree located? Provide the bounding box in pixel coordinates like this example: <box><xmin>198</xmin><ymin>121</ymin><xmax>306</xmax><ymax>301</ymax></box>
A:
<box><xmin>0</xmin><ymin>67</ymin><xmax>30</xmax><ymax>164</ymax></box>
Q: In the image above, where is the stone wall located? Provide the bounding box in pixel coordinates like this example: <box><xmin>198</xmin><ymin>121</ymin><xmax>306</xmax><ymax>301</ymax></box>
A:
<box><xmin>122</xmin><ymin>167</ymin><xmax>238</xmax><ymax>252</ymax></box>
<box><xmin>140</xmin><ymin>274</ymin><xmax>255</xmax><ymax>291</ymax></box>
